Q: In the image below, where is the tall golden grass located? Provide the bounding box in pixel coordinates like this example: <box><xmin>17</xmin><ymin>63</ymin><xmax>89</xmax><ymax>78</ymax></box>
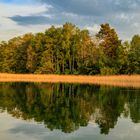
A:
<box><xmin>0</xmin><ymin>73</ymin><xmax>140</xmax><ymax>88</ymax></box>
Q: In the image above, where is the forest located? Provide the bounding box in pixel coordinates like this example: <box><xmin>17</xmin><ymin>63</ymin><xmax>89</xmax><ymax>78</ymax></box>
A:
<box><xmin>0</xmin><ymin>23</ymin><xmax>140</xmax><ymax>75</ymax></box>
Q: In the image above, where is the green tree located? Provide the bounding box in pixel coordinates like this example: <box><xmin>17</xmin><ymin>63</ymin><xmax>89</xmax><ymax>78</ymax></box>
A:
<box><xmin>26</xmin><ymin>33</ymin><xmax>45</xmax><ymax>73</ymax></box>
<box><xmin>128</xmin><ymin>35</ymin><xmax>140</xmax><ymax>74</ymax></box>
<box><xmin>97</xmin><ymin>23</ymin><xmax>121</xmax><ymax>75</ymax></box>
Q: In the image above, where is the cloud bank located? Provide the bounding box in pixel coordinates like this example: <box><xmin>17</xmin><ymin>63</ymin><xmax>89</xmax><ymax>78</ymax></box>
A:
<box><xmin>1</xmin><ymin>0</ymin><xmax>140</xmax><ymax>41</ymax></box>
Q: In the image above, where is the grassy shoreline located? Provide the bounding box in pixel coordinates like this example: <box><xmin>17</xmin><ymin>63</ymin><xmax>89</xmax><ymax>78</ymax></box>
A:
<box><xmin>0</xmin><ymin>73</ymin><xmax>140</xmax><ymax>88</ymax></box>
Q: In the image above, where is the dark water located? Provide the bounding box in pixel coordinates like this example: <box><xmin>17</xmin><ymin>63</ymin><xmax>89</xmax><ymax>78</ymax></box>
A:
<box><xmin>0</xmin><ymin>83</ymin><xmax>140</xmax><ymax>140</ymax></box>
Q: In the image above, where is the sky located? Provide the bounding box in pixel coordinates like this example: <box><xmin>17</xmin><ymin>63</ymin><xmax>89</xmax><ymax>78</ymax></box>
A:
<box><xmin>0</xmin><ymin>0</ymin><xmax>140</xmax><ymax>41</ymax></box>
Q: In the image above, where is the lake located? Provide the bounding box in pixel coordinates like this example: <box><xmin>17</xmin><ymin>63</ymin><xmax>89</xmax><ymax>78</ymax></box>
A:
<box><xmin>0</xmin><ymin>82</ymin><xmax>140</xmax><ymax>140</ymax></box>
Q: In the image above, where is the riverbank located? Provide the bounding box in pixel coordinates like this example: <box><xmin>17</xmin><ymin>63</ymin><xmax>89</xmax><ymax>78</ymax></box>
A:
<box><xmin>0</xmin><ymin>73</ymin><xmax>140</xmax><ymax>88</ymax></box>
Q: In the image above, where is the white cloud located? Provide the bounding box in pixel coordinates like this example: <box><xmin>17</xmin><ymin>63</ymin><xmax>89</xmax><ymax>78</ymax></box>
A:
<box><xmin>119</xmin><ymin>13</ymin><xmax>129</xmax><ymax>20</ymax></box>
<box><xmin>0</xmin><ymin>3</ymin><xmax>49</xmax><ymax>17</ymax></box>
<box><xmin>0</xmin><ymin>24</ymin><xmax>55</xmax><ymax>41</ymax></box>
<box><xmin>132</xmin><ymin>22</ymin><xmax>139</xmax><ymax>28</ymax></box>
<box><xmin>85</xmin><ymin>24</ymin><xmax>100</xmax><ymax>35</ymax></box>
<box><xmin>0</xmin><ymin>2</ymin><xmax>51</xmax><ymax>41</ymax></box>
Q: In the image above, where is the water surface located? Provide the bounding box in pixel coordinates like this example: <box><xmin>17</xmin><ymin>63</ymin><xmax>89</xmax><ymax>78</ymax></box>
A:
<box><xmin>0</xmin><ymin>83</ymin><xmax>140</xmax><ymax>140</ymax></box>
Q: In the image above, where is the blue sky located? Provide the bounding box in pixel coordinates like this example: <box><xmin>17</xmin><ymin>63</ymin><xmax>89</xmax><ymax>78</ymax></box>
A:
<box><xmin>0</xmin><ymin>0</ymin><xmax>140</xmax><ymax>41</ymax></box>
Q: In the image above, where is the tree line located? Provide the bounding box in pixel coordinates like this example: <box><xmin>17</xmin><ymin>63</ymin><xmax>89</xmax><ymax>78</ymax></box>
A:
<box><xmin>0</xmin><ymin>23</ymin><xmax>140</xmax><ymax>75</ymax></box>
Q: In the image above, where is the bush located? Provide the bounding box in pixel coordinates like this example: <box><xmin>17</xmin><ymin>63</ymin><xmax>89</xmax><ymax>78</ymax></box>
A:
<box><xmin>100</xmin><ymin>67</ymin><xmax>118</xmax><ymax>75</ymax></box>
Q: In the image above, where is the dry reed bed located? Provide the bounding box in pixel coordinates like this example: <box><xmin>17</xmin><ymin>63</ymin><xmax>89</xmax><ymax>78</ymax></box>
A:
<box><xmin>0</xmin><ymin>73</ymin><xmax>140</xmax><ymax>88</ymax></box>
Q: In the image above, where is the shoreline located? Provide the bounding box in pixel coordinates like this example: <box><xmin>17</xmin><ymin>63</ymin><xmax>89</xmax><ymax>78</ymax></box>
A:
<box><xmin>0</xmin><ymin>73</ymin><xmax>140</xmax><ymax>88</ymax></box>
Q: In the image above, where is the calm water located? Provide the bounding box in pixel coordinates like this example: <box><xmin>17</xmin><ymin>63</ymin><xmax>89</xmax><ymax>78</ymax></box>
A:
<box><xmin>0</xmin><ymin>83</ymin><xmax>140</xmax><ymax>140</ymax></box>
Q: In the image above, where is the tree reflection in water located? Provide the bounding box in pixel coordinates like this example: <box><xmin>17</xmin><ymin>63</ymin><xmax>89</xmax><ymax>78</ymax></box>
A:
<box><xmin>0</xmin><ymin>83</ymin><xmax>139</xmax><ymax>134</ymax></box>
